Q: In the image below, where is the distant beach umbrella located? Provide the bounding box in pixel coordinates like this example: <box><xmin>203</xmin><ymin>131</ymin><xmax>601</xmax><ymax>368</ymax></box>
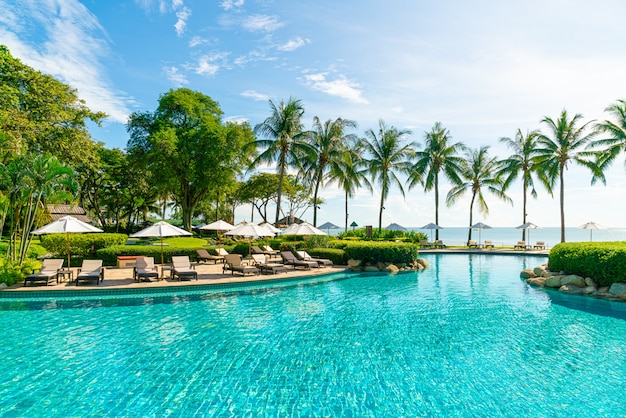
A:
<box><xmin>385</xmin><ymin>222</ymin><xmax>407</xmax><ymax>231</ymax></box>
<box><xmin>578</xmin><ymin>221</ymin><xmax>604</xmax><ymax>241</ymax></box>
<box><xmin>515</xmin><ymin>222</ymin><xmax>540</xmax><ymax>242</ymax></box>
<box><xmin>31</xmin><ymin>215</ymin><xmax>103</xmax><ymax>268</ymax></box>
<box><xmin>421</xmin><ymin>222</ymin><xmax>443</xmax><ymax>241</ymax></box>
<box><xmin>471</xmin><ymin>222</ymin><xmax>492</xmax><ymax>245</ymax></box>
<box><xmin>260</xmin><ymin>222</ymin><xmax>281</xmax><ymax>234</ymax></box>
<box><xmin>318</xmin><ymin>221</ymin><xmax>340</xmax><ymax>233</ymax></box>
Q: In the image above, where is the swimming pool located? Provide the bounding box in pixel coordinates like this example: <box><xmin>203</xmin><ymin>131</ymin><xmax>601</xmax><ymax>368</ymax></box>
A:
<box><xmin>1</xmin><ymin>253</ymin><xmax>625</xmax><ymax>417</ymax></box>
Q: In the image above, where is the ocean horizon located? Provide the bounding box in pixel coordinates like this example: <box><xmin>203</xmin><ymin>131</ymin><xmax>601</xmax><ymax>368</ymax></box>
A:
<box><xmin>329</xmin><ymin>226</ymin><xmax>626</xmax><ymax>247</ymax></box>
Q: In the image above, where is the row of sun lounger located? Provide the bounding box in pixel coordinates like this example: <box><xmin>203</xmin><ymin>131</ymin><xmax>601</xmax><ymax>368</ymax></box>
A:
<box><xmin>24</xmin><ymin>258</ymin><xmax>104</xmax><ymax>287</ymax></box>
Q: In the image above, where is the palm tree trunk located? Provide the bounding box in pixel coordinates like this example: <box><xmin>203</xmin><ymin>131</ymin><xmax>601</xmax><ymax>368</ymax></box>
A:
<box><xmin>522</xmin><ymin>177</ymin><xmax>528</xmax><ymax>241</ymax></box>
<box><xmin>344</xmin><ymin>190</ymin><xmax>349</xmax><ymax>233</ymax></box>
<box><xmin>378</xmin><ymin>187</ymin><xmax>385</xmax><ymax>232</ymax></box>
<box><xmin>560</xmin><ymin>167</ymin><xmax>565</xmax><ymax>243</ymax></box>
<box><xmin>312</xmin><ymin>171</ymin><xmax>322</xmax><ymax>227</ymax></box>
<box><xmin>434</xmin><ymin>173</ymin><xmax>440</xmax><ymax>240</ymax></box>
<box><xmin>467</xmin><ymin>192</ymin><xmax>476</xmax><ymax>244</ymax></box>
<box><xmin>275</xmin><ymin>156</ymin><xmax>286</xmax><ymax>227</ymax></box>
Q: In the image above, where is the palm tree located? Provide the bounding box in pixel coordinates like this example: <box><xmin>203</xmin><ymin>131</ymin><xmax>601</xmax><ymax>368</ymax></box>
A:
<box><xmin>305</xmin><ymin>117</ymin><xmax>357</xmax><ymax>226</ymax></box>
<box><xmin>535</xmin><ymin>110</ymin><xmax>605</xmax><ymax>243</ymax></box>
<box><xmin>327</xmin><ymin>146</ymin><xmax>373</xmax><ymax>232</ymax></box>
<box><xmin>250</xmin><ymin>97</ymin><xmax>315</xmax><ymax>227</ymax></box>
<box><xmin>446</xmin><ymin>146</ymin><xmax>511</xmax><ymax>244</ymax></box>
<box><xmin>593</xmin><ymin>99</ymin><xmax>626</xmax><ymax>168</ymax></box>
<box><xmin>407</xmin><ymin>122</ymin><xmax>466</xmax><ymax>240</ymax></box>
<box><xmin>360</xmin><ymin>120</ymin><xmax>415</xmax><ymax>232</ymax></box>
<box><xmin>499</xmin><ymin>129</ymin><xmax>551</xmax><ymax>240</ymax></box>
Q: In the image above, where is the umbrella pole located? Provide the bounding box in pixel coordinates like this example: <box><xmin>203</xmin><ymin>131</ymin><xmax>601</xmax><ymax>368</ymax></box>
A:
<box><xmin>160</xmin><ymin>236</ymin><xmax>165</xmax><ymax>279</ymax></box>
<box><xmin>66</xmin><ymin>232</ymin><xmax>71</xmax><ymax>269</ymax></box>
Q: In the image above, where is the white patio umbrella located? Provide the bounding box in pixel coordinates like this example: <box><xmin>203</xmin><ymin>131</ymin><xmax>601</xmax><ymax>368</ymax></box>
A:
<box><xmin>200</xmin><ymin>219</ymin><xmax>235</xmax><ymax>247</ymax></box>
<box><xmin>515</xmin><ymin>222</ymin><xmax>539</xmax><ymax>242</ymax></box>
<box><xmin>578</xmin><ymin>221</ymin><xmax>604</xmax><ymax>241</ymax></box>
<box><xmin>420</xmin><ymin>222</ymin><xmax>443</xmax><ymax>242</ymax></box>
<box><xmin>471</xmin><ymin>222</ymin><xmax>492</xmax><ymax>246</ymax></box>
<box><xmin>259</xmin><ymin>222</ymin><xmax>281</xmax><ymax>234</ymax></box>
<box><xmin>281</xmin><ymin>222</ymin><xmax>327</xmax><ymax>249</ymax></box>
<box><xmin>225</xmin><ymin>222</ymin><xmax>275</xmax><ymax>255</ymax></box>
<box><xmin>130</xmin><ymin>221</ymin><xmax>192</xmax><ymax>268</ymax></box>
<box><xmin>31</xmin><ymin>215</ymin><xmax>103</xmax><ymax>268</ymax></box>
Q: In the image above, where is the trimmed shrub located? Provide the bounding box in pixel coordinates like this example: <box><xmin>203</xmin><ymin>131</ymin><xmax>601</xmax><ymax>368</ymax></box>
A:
<box><xmin>343</xmin><ymin>242</ymin><xmax>419</xmax><ymax>265</ymax></box>
<box><xmin>40</xmin><ymin>233</ymin><xmax>127</xmax><ymax>266</ymax></box>
<box><xmin>548</xmin><ymin>242</ymin><xmax>626</xmax><ymax>286</ymax></box>
<box><xmin>0</xmin><ymin>259</ymin><xmax>40</xmax><ymax>286</ymax></box>
<box><xmin>307</xmin><ymin>248</ymin><xmax>346</xmax><ymax>265</ymax></box>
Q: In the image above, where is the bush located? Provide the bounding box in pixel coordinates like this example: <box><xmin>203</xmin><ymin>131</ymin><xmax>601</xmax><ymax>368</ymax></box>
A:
<box><xmin>343</xmin><ymin>242</ymin><xmax>419</xmax><ymax>265</ymax></box>
<box><xmin>40</xmin><ymin>233</ymin><xmax>127</xmax><ymax>266</ymax></box>
<box><xmin>307</xmin><ymin>248</ymin><xmax>346</xmax><ymax>265</ymax></box>
<box><xmin>548</xmin><ymin>242</ymin><xmax>626</xmax><ymax>286</ymax></box>
<box><xmin>0</xmin><ymin>259</ymin><xmax>40</xmax><ymax>286</ymax></box>
<box><xmin>96</xmin><ymin>245</ymin><xmax>202</xmax><ymax>266</ymax></box>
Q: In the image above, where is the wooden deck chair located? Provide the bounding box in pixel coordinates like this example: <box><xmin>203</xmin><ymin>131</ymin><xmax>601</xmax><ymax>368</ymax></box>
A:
<box><xmin>76</xmin><ymin>259</ymin><xmax>104</xmax><ymax>286</ymax></box>
<box><xmin>172</xmin><ymin>256</ymin><xmax>197</xmax><ymax>281</ymax></box>
<box><xmin>24</xmin><ymin>259</ymin><xmax>64</xmax><ymax>286</ymax></box>
<box><xmin>134</xmin><ymin>257</ymin><xmax>159</xmax><ymax>282</ymax></box>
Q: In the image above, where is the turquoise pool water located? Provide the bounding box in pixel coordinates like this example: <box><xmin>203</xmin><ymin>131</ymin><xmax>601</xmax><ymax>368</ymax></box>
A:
<box><xmin>1</xmin><ymin>254</ymin><xmax>625</xmax><ymax>417</ymax></box>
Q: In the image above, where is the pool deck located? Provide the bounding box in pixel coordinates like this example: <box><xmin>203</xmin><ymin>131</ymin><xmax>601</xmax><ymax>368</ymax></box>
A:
<box><xmin>3</xmin><ymin>248</ymin><xmax>549</xmax><ymax>293</ymax></box>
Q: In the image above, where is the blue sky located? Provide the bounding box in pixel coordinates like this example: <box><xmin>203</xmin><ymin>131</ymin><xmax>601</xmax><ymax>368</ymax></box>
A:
<box><xmin>2</xmin><ymin>0</ymin><xmax>626</xmax><ymax>229</ymax></box>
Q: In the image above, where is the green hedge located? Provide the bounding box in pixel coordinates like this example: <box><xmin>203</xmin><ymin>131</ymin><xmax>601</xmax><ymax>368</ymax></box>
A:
<box><xmin>343</xmin><ymin>242</ymin><xmax>419</xmax><ymax>265</ymax></box>
<box><xmin>307</xmin><ymin>248</ymin><xmax>347</xmax><ymax>265</ymax></box>
<box><xmin>548</xmin><ymin>242</ymin><xmax>626</xmax><ymax>286</ymax></box>
<box><xmin>96</xmin><ymin>245</ymin><xmax>203</xmax><ymax>266</ymax></box>
<box><xmin>40</xmin><ymin>233</ymin><xmax>128</xmax><ymax>266</ymax></box>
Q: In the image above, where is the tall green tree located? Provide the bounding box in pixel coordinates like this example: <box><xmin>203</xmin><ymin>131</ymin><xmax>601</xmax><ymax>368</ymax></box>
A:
<box><xmin>0</xmin><ymin>45</ymin><xmax>105</xmax><ymax>165</ymax></box>
<box><xmin>237</xmin><ymin>173</ymin><xmax>280</xmax><ymax>223</ymax></box>
<box><xmin>327</xmin><ymin>147</ymin><xmax>373</xmax><ymax>232</ymax></box>
<box><xmin>499</xmin><ymin>129</ymin><xmax>551</xmax><ymax>240</ymax></box>
<box><xmin>361</xmin><ymin>120</ymin><xmax>414</xmax><ymax>231</ymax></box>
<box><xmin>593</xmin><ymin>99</ymin><xmax>626</xmax><ymax>168</ymax></box>
<box><xmin>305</xmin><ymin>116</ymin><xmax>357</xmax><ymax>226</ymax></box>
<box><xmin>127</xmin><ymin>88</ymin><xmax>255</xmax><ymax>230</ymax></box>
<box><xmin>535</xmin><ymin>110</ymin><xmax>605</xmax><ymax>243</ymax></box>
<box><xmin>446</xmin><ymin>146</ymin><xmax>511</xmax><ymax>244</ymax></box>
<box><xmin>250</xmin><ymin>97</ymin><xmax>315</xmax><ymax>227</ymax></box>
<box><xmin>407</xmin><ymin>122</ymin><xmax>465</xmax><ymax>240</ymax></box>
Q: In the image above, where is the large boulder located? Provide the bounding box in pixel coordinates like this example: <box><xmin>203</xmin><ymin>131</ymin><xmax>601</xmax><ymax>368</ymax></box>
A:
<box><xmin>384</xmin><ymin>264</ymin><xmax>400</xmax><ymax>274</ymax></box>
<box><xmin>584</xmin><ymin>277</ymin><xmax>597</xmax><ymax>287</ymax></box>
<box><xmin>526</xmin><ymin>277</ymin><xmax>546</xmax><ymax>287</ymax></box>
<box><xmin>347</xmin><ymin>259</ymin><xmax>362</xmax><ymax>268</ymax></box>
<box><xmin>582</xmin><ymin>286</ymin><xmax>597</xmax><ymax>295</ymax></box>
<box><xmin>533</xmin><ymin>266</ymin><xmax>547</xmax><ymax>276</ymax></box>
<box><xmin>363</xmin><ymin>265</ymin><xmax>380</xmax><ymax>272</ymax></box>
<box><xmin>559</xmin><ymin>285</ymin><xmax>584</xmax><ymax>294</ymax></box>
<box><xmin>416</xmin><ymin>258</ymin><xmax>430</xmax><ymax>269</ymax></box>
<box><xmin>545</xmin><ymin>276</ymin><xmax>563</xmax><ymax>288</ymax></box>
<box><xmin>520</xmin><ymin>269</ymin><xmax>537</xmax><ymax>279</ymax></box>
<box><xmin>609</xmin><ymin>282</ymin><xmax>626</xmax><ymax>297</ymax></box>
<box><xmin>561</xmin><ymin>274</ymin><xmax>585</xmax><ymax>288</ymax></box>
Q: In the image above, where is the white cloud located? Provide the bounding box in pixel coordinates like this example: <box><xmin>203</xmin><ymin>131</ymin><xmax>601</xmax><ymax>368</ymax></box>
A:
<box><xmin>193</xmin><ymin>53</ymin><xmax>229</xmax><ymax>77</ymax></box>
<box><xmin>189</xmin><ymin>36</ymin><xmax>211</xmax><ymax>47</ymax></box>
<box><xmin>174</xmin><ymin>6</ymin><xmax>191</xmax><ymax>36</ymax></box>
<box><xmin>242</xmin><ymin>15</ymin><xmax>283</xmax><ymax>33</ymax></box>
<box><xmin>233</xmin><ymin>50</ymin><xmax>276</xmax><ymax>66</ymax></box>
<box><xmin>0</xmin><ymin>0</ymin><xmax>131</xmax><ymax>123</ymax></box>
<box><xmin>303</xmin><ymin>72</ymin><xmax>368</xmax><ymax>104</ymax></box>
<box><xmin>163</xmin><ymin>65</ymin><xmax>188</xmax><ymax>85</ymax></box>
<box><xmin>241</xmin><ymin>90</ymin><xmax>269</xmax><ymax>101</ymax></box>
<box><xmin>220</xmin><ymin>0</ymin><xmax>244</xmax><ymax>11</ymax></box>
<box><xmin>277</xmin><ymin>37</ymin><xmax>309</xmax><ymax>52</ymax></box>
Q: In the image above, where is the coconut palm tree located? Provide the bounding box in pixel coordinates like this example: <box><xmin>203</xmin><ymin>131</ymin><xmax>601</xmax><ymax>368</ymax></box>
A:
<box><xmin>250</xmin><ymin>97</ymin><xmax>315</xmax><ymax>227</ymax></box>
<box><xmin>593</xmin><ymin>99</ymin><xmax>626</xmax><ymax>168</ymax></box>
<box><xmin>499</xmin><ymin>129</ymin><xmax>551</xmax><ymax>240</ymax></box>
<box><xmin>446</xmin><ymin>146</ymin><xmax>511</xmax><ymax>244</ymax></box>
<box><xmin>327</xmin><ymin>146</ymin><xmax>373</xmax><ymax>232</ymax></box>
<box><xmin>305</xmin><ymin>117</ymin><xmax>357</xmax><ymax>226</ymax></box>
<box><xmin>360</xmin><ymin>120</ymin><xmax>415</xmax><ymax>232</ymax></box>
<box><xmin>407</xmin><ymin>122</ymin><xmax>466</xmax><ymax>240</ymax></box>
<box><xmin>535</xmin><ymin>110</ymin><xmax>605</xmax><ymax>243</ymax></box>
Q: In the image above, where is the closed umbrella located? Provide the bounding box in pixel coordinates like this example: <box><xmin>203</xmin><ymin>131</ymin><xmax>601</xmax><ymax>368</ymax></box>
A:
<box><xmin>578</xmin><ymin>221</ymin><xmax>604</xmax><ymax>241</ymax></box>
<box><xmin>471</xmin><ymin>222</ymin><xmax>492</xmax><ymax>246</ymax></box>
<box><xmin>31</xmin><ymin>215</ymin><xmax>103</xmax><ymax>268</ymax></box>
<box><xmin>130</xmin><ymin>221</ymin><xmax>192</xmax><ymax>273</ymax></box>
<box><xmin>420</xmin><ymin>222</ymin><xmax>443</xmax><ymax>242</ymax></box>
